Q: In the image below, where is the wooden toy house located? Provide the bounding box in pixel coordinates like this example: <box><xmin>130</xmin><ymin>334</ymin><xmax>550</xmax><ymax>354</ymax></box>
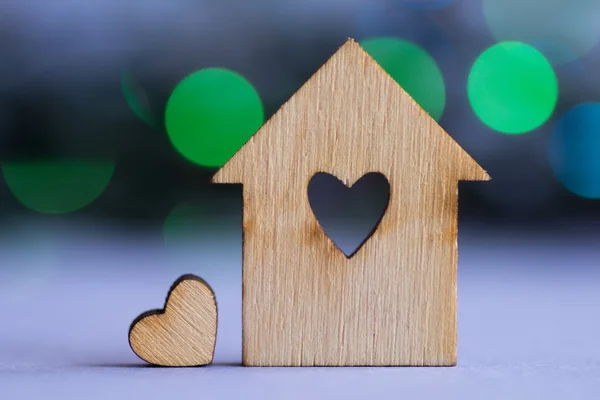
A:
<box><xmin>213</xmin><ymin>39</ymin><xmax>489</xmax><ymax>366</ymax></box>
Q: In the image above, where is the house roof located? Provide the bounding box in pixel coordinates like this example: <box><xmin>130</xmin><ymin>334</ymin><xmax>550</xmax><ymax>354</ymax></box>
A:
<box><xmin>213</xmin><ymin>38</ymin><xmax>490</xmax><ymax>185</ymax></box>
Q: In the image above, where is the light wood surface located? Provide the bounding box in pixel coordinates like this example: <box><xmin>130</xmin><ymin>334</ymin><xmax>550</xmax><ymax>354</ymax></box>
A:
<box><xmin>213</xmin><ymin>38</ymin><xmax>489</xmax><ymax>366</ymax></box>
<box><xmin>129</xmin><ymin>275</ymin><xmax>217</xmax><ymax>367</ymax></box>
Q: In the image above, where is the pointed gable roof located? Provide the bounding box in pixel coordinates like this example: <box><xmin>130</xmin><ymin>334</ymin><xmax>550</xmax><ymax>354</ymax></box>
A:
<box><xmin>213</xmin><ymin>39</ymin><xmax>489</xmax><ymax>185</ymax></box>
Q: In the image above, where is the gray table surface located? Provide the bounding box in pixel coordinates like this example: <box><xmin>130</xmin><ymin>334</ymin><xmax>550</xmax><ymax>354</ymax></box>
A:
<box><xmin>1</xmin><ymin>229</ymin><xmax>599</xmax><ymax>399</ymax></box>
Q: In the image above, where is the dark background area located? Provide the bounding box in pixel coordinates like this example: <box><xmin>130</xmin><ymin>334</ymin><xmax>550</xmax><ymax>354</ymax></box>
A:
<box><xmin>2</xmin><ymin>0</ymin><xmax>600</xmax><ymax>235</ymax></box>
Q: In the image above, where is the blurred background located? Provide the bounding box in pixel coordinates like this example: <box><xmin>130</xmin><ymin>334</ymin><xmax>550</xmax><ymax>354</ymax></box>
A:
<box><xmin>2</xmin><ymin>0</ymin><xmax>600</xmax><ymax>224</ymax></box>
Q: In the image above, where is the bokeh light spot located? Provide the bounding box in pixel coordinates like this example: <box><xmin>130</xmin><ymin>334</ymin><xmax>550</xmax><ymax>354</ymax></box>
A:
<box><xmin>468</xmin><ymin>42</ymin><xmax>557</xmax><ymax>134</ymax></box>
<box><xmin>121</xmin><ymin>70</ymin><xmax>159</xmax><ymax>128</ymax></box>
<box><xmin>360</xmin><ymin>37</ymin><xmax>446</xmax><ymax>121</ymax></box>
<box><xmin>163</xmin><ymin>197</ymin><xmax>241</xmax><ymax>273</ymax></box>
<box><xmin>3</xmin><ymin>161</ymin><xmax>115</xmax><ymax>214</ymax></box>
<box><xmin>549</xmin><ymin>103</ymin><xmax>600</xmax><ymax>199</ymax></box>
<box><xmin>164</xmin><ymin>196</ymin><xmax>239</xmax><ymax>249</ymax></box>
<box><xmin>483</xmin><ymin>0</ymin><xmax>600</xmax><ymax>64</ymax></box>
<box><xmin>164</xmin><ymin>204</ymin><xmax>208</xmax><ymax>249</ymax></box>
<box><xmin>165</xmin><ymin>68</ymin><xmax>264</xmax><ymax>168</ymax></box>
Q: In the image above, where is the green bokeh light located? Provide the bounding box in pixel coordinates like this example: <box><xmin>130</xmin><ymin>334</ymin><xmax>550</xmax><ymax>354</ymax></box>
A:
<box><xmin>3</xmin><ymin>161</ymin><xmax>115</xmax><ymax>214</ymax></box>
<box><xmin>360</xmin><ymin>37</ymin><xmax>446</xmax><ymax>121</ymax></box>
<box><xmin>165</xmin><ymin>68</ymin><xmax>264</xmax><ymax>168</ymax></box>
<box><xmin>468</xmin><ymin>42</ymin><xmax>558</xmax><ymax>134</ymax></box>
<box><xmin>163</xmin><ymin>198</ymin><xmax>241</xmax><ymax>274</ymax></box>
<box><xmin>121</xmin><ymin>70</ymin><xmax>159</xmax><ymax>128</ymax></box>
<box><xmin>163</xmin><ymin>200</ymin><xmax>236</xmax><ymax>253</ymax></box>
<box><xmin>163</xmin><ymin>204</ymin><xmax>208</xmax><ymax>249</ymax></box>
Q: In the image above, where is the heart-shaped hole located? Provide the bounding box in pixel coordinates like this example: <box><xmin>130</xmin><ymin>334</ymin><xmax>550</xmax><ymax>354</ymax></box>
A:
<box><xmin>308</xmin><ymin>172</ymin><xmax>390</xmax><ymax>258</ymax></box>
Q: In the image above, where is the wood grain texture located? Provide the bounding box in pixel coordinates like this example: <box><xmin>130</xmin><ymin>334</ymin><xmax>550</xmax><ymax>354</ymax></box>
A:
<box><xmin>213</xmin><ymin>38</ymin><xmax>490</xmax><ymax>366</ymax></box>
<box><xmin>129</xmin><ymin>275</ymin><xmax>217</xmax><ymax>367</ymax></box>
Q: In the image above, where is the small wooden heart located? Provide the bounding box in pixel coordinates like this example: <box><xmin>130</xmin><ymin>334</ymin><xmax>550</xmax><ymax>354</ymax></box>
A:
<box><xmin>128</xmin><ymin>274</ymin><xmax>217</xmax><ymax>367</ymax></box>
<box><xmin>308</xmin><ymin>172</ymin><xmax>390</xmax><ymax>257</ymax></box>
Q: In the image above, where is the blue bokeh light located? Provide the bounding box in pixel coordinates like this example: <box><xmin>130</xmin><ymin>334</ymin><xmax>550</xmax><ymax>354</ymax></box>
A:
<box><xmin>483</xmin><ymin>0</ymin><xmax>600</xmax><ymax>65</ymax></box>
<box><xmin>548</xmin><ymin>103</ymin><xmax>600</xmax><ymax>199</ymax></box>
